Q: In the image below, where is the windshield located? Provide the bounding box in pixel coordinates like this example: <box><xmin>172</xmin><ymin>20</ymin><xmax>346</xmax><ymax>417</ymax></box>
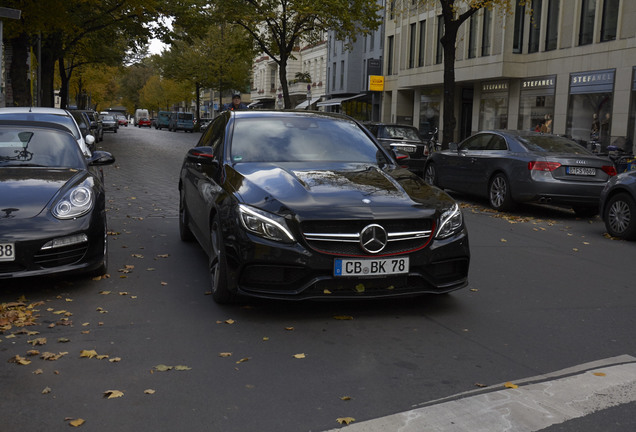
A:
<box><xmin>518</xmin><ymin>134</ymin><xmax>593</xmax><ymax>154</ymax></box>
<box><xmin>380</xmin><ymin>126</ymin><xmax>422</xmax><ymax>141</ymax></box>
<box><xmin>0</xmin><ymin>112</ymin><xmax>81</xmax><ymax>140</ymax></box>
<box><xmin>0</xmin><ymin>127</ymin><xmax>85</xmax><ymax>168</ymax></box>
<box><xmin>230</xmin><ymin>116</ymin><xmax>389</xmax><ymax>164</ymax></box>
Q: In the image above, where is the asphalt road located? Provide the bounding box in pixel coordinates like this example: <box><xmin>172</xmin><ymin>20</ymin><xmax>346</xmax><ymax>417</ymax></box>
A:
<box><xmin>1</xmin><ymin>125</ymin><xmax>635</xmax><ymax>432</ymax></box>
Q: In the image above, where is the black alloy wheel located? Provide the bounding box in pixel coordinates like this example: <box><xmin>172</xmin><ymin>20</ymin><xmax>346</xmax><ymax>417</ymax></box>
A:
<box><xmin>179</xmin><ymin>188</ymin><xmax>195</xmax><ymax>242</ymax></box>
<box><xmin>604</xmin><ymin>192</ymin><xmax>636</xmax><ymax>240</ymax></box>
<box><xmin>424</xmin><ymin>163</ymin><xmax>438</xmax><ymax>186</ymax></box>
<box><xmin>209</xmin><ymin>216</ymin><xmax>236</xmax><ymax>304</ymax></box>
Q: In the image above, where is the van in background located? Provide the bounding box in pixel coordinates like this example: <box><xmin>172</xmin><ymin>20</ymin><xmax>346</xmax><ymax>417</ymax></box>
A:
<box><xmin>134</xmin><ymin>109</ymin><xmax>149</xmax><ymax>126</ymax></box>
<box><xmin>169</xmin><ymin>112</ymin><xmax>194</xmax><ymax>132</ymax></box>
<box><xmin>155</xmin><ymin>111</ymin><xmax>171</xmax><ymax>130</ymax></box>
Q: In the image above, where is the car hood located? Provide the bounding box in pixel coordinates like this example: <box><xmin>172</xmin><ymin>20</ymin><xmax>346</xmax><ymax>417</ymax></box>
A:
<box><xmin>0</xmin><ymin>168</ymin><xmax>79</xmax><ymax>219</ymax></box>
<box><xmin>227</xmin><ymin>162</ymin><xmax>454</xmax><ymax>218</ymax></box>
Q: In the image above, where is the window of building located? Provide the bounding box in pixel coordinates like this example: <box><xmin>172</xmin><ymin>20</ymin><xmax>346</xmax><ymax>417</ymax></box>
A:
<box><xmin>389</xmin><ymin>0</ymin><xmax>395</xmax><ymax>20</ymax></box>
<box><xmin>340</xmin><ymin>60</ymin><xmax>345</xmax><ymax>89</ymax></box>
<box><xmin>482</xmin><ymin>7</ymin><xmax>492</xmax><ymax>56</ymax></box>
<box><xmin>528</xmin><ymin>0</ymin><xmax>542</xmax><ymax>53</ymax></box>
<box><xmin>513</xmin><ymin>3</ymin><xmax>525</xmax><ymax>53</ymax></box>
<box><xmin>420</xmin><ymin>89</ymin><xmax>442</xmax><ymax>139</ymax></box>
<box><xmin>409</xmin><ymin>23</ymin><xmax>417</xmax><ymax>68</ymax></box>
<box><xmin>387</xmin><ymin>35</ymin><xmax>394</xmax><ymax>75</ymax></box>
<box><xmin>579</xmin><ymin>0</ymin><xmax>596</xmax><ymax>46</ymax></box>
<box><xmin>331</xmin><ymin>62</ymin><xmax>336</xmax><ymax>90</ymax></box>
<box><xmin>545</xmin><ymin>0</ymin><xmax>560</xmax><ymax>51</ymax></box>
<box><xmin>601</xmin><ymin>0</ymin><xmax>619</xmax><ymax>42</ymax></box>
<box><xmin>418</xmin><ymin>20</ymin><xmax>426</xmax><ymax>67</ymax></box>
<box><xmin>468</xmin><ymin>14</ymin><xmax>478</xmax><ymax>59</ymax></box>
<box><xmin>436</xmin><ymin>15</ymin><xmax>444</xmax><ymax>64</ymax></box>
<box><xmin>370</xmin><ymin>30</ymin><xmax>375</xmax><ymax>51</ymax></box>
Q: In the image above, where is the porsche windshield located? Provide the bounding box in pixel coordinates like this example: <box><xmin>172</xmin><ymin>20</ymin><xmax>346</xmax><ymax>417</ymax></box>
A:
<box><xmin>230</xmin><ymin>116</ymin><xmax>389</xmax><ymax>164</ymax></box>
<box><xmin>0</xmin><ymin>127</ymin><xmax>84</xmax><ymax>168</ymax></box>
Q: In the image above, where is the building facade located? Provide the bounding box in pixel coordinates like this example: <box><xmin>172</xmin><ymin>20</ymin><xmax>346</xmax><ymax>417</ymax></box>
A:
<box><xmin>383</xmin><ymin>0</ymin><xmax>636</xmax><ymax>152</ymax></box>
<box><xmin>250</xmin><ymin>35</ymin><xmax>328</xmax><ymax>110</ymax></box>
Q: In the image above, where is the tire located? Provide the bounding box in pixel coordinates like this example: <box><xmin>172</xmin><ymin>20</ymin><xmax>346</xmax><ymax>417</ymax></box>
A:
<box><xmin>489</xmin><ymin>173</ymin><xmax>514</xmax><ymax>211</ymax></box>
<box><xmin>209</xmin><ymin>216</ymin><xmax>236</xmax><ymax>304</ymax></box>
<box><xmin>114</xmin><ymin>128</ymin><xmax>118</xmax><ymax>133</ymax></box>
<box><xmin>90</xmin><ymin>219</ymin><xmax>108</xmax><ymax>276</ymax></box>
<box><xmin>179</xmin><ymin>188</ymin><xmax>195</xmax><ymax>242</ymax></box>
<box><xmin>424</xmin><ymin>163</ymin><xmax>438</xmax><ymax>186</ymax></box>
<box><xmin>604</xmin><ymin>192</ymin><xmax>636</xmax><ymax>240</ymax></box>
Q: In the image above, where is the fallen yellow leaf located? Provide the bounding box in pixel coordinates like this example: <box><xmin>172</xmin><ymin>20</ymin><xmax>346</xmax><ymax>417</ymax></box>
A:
<box><xmin>337</xmin><ymin>417</ymin><xmax>355</xmax><ymax>425</ymax></box>
<box><xmin>504</xmin><ymin>382</ymin><xmax>518</xmax><ymax>389</ymax></box>
<box><xmin>593</xmin><ymin>372</ymin><xmax>606</xmax><ymax>377</ymax></box>
<box><xmin>333</xmin><ymin>315</ymin><xmax>353</xmax><ymax>320</ymax></box>
<box><xmin>104</xmin><ymin>390</ymin><xmax>124</xmax><ymax>399</ymax></box>
<box><xmin>144</xmin><ymin>389</ymin><xmax>156</xmax><ymax>395</ymax></box>
<box><xmin>293</xmin><ymin>353</ymin><xmax>306</xmax><ymax>359</ymax></box>
<box><xmin>69</xmin><ymin>418</ymin><xmax>85</xmax><ymax>427</ymax></box>
<box><xmin>80</xmin><ymin>349</ymin><xmax>98</xmax><ymax>359</ymax></box>
<box><xmin>219</xmin><ymin>352</ymin><xmax>232</xmax><ymax>357</ymax></box>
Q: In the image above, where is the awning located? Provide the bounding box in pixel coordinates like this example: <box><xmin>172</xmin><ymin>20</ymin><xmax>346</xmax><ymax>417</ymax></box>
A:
<box><xmin>316</xmin><ymin>94</ymin><xmax>365</xmax><ymax>107</ymax></box>
<box><xmin>294</xmin><ymin>97</ymin><xmax>322</xmax><ymax>109</ymax></box>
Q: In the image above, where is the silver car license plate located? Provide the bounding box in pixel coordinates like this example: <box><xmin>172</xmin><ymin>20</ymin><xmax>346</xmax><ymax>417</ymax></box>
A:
<box><xmin>334</xmin><ymin>257</ymin><xmax>409</xmax><ymax>277</ymax></box>
<box><xmin>0</xmin><ymin>243</ymin><xmax>15</xmax><ymax>262</ymax></box>
<box><xmin>566</xmin><ymin>166</ymin><xmax>596</xmax><ymax>176</ymax></box>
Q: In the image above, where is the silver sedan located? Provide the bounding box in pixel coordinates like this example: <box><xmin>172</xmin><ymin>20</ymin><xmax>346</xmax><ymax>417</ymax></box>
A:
<box><xmin>424</xmin><ymin>130</ymin><xmax>617</xmax><ymax>216</ymax></box>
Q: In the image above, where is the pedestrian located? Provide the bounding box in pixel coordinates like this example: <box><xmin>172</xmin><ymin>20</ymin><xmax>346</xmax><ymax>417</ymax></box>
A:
<box><xmin>224</xmin><ymin>92</ymin><xmax>248</xmax><ymax>111</ymax></box>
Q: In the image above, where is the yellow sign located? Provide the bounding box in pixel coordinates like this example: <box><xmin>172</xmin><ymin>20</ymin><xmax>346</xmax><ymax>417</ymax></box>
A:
<box><xmin>369</xmin><ymin>75</ymin><xmax>384</xmax><ymax>92</ymax></box>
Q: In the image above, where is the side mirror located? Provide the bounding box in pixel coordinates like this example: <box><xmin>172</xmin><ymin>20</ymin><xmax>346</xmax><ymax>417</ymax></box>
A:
<box><xmin>85</xmin><ymin>134</ymin><xmax>96</xmax><ymax>147</ymax></box>
<box><xmin>187</xmin><ymin>146</ymin><xmax>218</xmax><ymax>165</ymax></box>
<box><xmin>88</xmin><ymin>150</ymin><xmax>115</xmax><ymax>166</ymax></box>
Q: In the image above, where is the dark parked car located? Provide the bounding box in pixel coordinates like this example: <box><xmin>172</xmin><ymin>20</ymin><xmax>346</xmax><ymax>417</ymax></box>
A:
<box><xmin>70</xmin><ymin>110</ymin><xmax>103</xmax><ymax>143</ymax></box>
<box><xmin>0</xmin><ymin>121</ymin><xmax>115</xmax><ymax>279</ymax></box>
<box><xmin>179</xmin><ymin>110</ymin><xmax>470</xmax><ymax>303</ymax></box>
<box><xmin>424</xmin><ymin>130</ymin><xmax>617</xmax><ymax>216</ymax></box>
<box><xmin>364</xmin><ymin>122</ymin><xmax>429</xmax><ymax>176</ymax></box>
<box><xmin>600</xmin><ymin>170</ymin><xmax>636</xmax><ymax>239</ymax></box>
<box><xmin>100</xmin><ymin>114</ymin><xmax>118</xmax><ymax>133</ymax></box>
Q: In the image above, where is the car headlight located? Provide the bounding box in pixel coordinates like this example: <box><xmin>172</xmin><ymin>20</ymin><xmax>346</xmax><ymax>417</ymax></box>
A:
<box><xmin>238</xmin><ymin>204</ymin><xmax>295</xmax><ymax>243</ymax></box>
<box><xmin>52</xmin><ymin>178</ymin><xmax>95</xmax><ymax>219</ymax></box>
<box><xmin>436</xmin><ymin>203</ymin><xmax>463</xmax><ymax>239</ymax></box>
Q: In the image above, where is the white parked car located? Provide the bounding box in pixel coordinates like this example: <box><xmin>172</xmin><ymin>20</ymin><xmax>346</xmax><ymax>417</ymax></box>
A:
<box><xmin>0</xmin><ymin>107</ymin><xmax>94</xmax><ymax>156</ymax></box>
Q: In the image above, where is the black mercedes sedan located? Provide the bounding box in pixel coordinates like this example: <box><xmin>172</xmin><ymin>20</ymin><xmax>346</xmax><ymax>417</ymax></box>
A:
<box><xmin>424</xmin><ymin>130</ymin><xmax>617</xmax><ymax>216</ymax></box>
<box><xmin>178</xmin><ymin>111</ymin><xmax>469</xmax><ymax>303</ymax></box>
<box><xmin>0</xmin><ymin>121</ymin><xmax>115</xmax><ymax>279</ymax></box>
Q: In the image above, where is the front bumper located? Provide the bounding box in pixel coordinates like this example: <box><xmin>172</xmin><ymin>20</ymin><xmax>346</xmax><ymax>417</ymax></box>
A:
<box><xmin>224</xmin><ymin>228</ymin><xmax>470</xmax><ymax>301</ymax></box>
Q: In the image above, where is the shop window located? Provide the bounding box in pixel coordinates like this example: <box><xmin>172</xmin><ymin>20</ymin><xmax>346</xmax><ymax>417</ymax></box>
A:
<box><xmin>601</xmin><ymin>0</ymin><xmax>619</xmax><ymax>42</ymax></box>
<box><xmin>387</xmin><ymin>36</ymin><xmax>394</xmax><ymax>75</ymax></box>
<box><xmin>420</xmin><ymin>89</ymin><xmax>441</xmax><ymax>140</ymax></box>
<box><xmin>579</xmin><ymin>0</ymin><xmax>596</xmax><ymax>46</ymax></box>
<box><xmin>545</xmin><ymin>0</ymin><xmax>560</xmax><ymax>51</ymax></box>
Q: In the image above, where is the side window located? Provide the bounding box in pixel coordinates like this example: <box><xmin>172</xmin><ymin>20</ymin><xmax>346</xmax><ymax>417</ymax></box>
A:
<box><xmin>486</xmin><ymin>135</ymin><xmax>508</xmax><ymax>150</ymax></box>
<box><xmin>460</xmin><ymin>134</ymin><xmax>491</xmax><ymax>151</ymax></box>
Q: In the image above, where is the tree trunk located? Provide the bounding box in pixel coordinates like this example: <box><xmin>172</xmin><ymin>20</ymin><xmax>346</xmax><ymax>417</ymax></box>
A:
<box><xmin>279</xmin><ymin>57</ymin><xmax>291</xmax><ymax>109</ymax></box>
<box><xmin>441</xmin><ymin>31</ymin><xmax>457</xmax><ymax>145</ymax></box>
<box><xmin>9</xmin><ymin>34</ymin><xmax>31</xmax><ymax>106</ymax></box>
<box><xmin>58</xmin><ymin>57</ymin><xmax>69</xmax><ymax>109</ymax></box>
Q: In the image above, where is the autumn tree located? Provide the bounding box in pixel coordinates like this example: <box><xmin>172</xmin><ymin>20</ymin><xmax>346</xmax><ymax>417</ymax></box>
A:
<box><xmin>409</xmin><ymin>0</ymin><xmax>527</xmax><ymax>144</ymax></box>
<box><xmin>159</xmin><ymin>24</ymin><xmax>254</xmax><ymax>120</ymax></box>
<box><xmin>212</xmin><ymin>0</ymin><xmax>383</xmax><ymax>108</ymax></box>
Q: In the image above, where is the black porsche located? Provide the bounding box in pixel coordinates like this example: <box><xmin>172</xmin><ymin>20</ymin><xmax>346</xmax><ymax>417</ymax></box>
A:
<box><xmin>0</xmin><ymin>121</ymin><xmax>115</xmax><ymax>279</ymax></box>
<box><xmin>178</xmin><ymin>111</ymin><xmax>470</xmax><ymax>303</ymax></box>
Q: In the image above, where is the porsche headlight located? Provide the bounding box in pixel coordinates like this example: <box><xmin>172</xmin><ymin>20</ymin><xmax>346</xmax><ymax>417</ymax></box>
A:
<box><xmin>436</xmin><ymin>203</ymin><xmax>463</xmax><ymax>239</ymax></box>
<box><xmin>52</xmin><ymin>178</ymin><xmax>95</xmax><ymax>219</ymax></box>
<box><xmin>238</xmin><ymin>204</ymin><xmax>295</xmax><ymax>243</ymax></box>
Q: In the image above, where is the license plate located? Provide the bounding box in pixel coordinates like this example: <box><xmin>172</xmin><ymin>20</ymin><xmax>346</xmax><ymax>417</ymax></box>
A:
<box><xmin>393</xmin><ymin>145</ymin><xmax>416</xmax><ymax>153</ymax></box>
<box><xmin>334</xmin><ymin>257</ymin><xmax>409</xmax><ymax>277</ymax></box>
<box><xmin>0</xmin><ymin>243</ymin><xmax>15</xmax><ymax>262</ymax></box>
<box><xmin>566</xmin><ymin>166</ymin><xmax>596</xmax><ymax>176</ymax></box>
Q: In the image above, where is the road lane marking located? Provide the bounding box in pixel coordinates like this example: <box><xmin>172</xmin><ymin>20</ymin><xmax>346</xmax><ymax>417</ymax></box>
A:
<box><xmin>325</xmin><ymin>355</ymin><xmax>636</xmax><ymax>431</ymax></box>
